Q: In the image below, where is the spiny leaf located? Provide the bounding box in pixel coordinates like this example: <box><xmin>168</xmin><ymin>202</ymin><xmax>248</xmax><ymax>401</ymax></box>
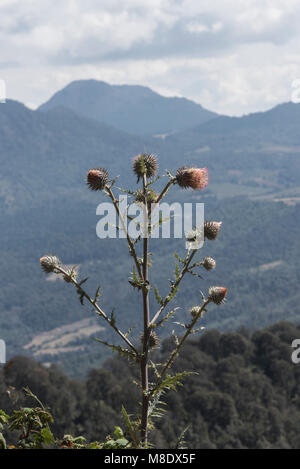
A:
<box><xmin>155</xmin><ymin>308</ymin><xmax>179</xmax><ymax>328</ymax></box>
<box><xmin>175</xmin><ymin>263</ymin><xmax>180</xmax><ymax>281</ymax></box>
<box><xmin>148</xmin><ymin>391</ymin><xmax>167</xmax><ymax>420</ymax></box>
<box><xmin>115</xmin><ymin>186</ymin><xmax>136</xmax><ymax>196</ymax></box>
<box><xmin>125</xmin><ymin>327</ymin><xmax>134</xmax><ymax>338</ymax></box>
<box><xmin>173</xmin><ymin>321</ymin><xmax>188</xmax><ymax>329</ymax></box>
<box><xmin>149</xmin><ymin>361</ymin><xmax>161</xmax><ymax>379</ymax></box>
<box><xmin>146</xmin><ymin>175</ymin><xmax>161</xmax><ymax>187</ymax></box>
<box><xmin>191</xmin><ymin>326</ymin><xmax>205</xmax><ymax>334</ymax></box>
<box><xmin>174</xmin><ymin>252</ymin><xmax>184</xmax><ymax>264</ymax></box>
<box><xmin>0</xmin><ymin>410</ymin><xmax>9</xmax><ymax>426</ymax></box>
<box><xmin>108</xmin><ymin>176</ymin><xmax>120</xmax><ymax>188</ymax></box>
<box><xmin>154</xmin><ymin>287</ymin><xmax>163</xmax><ymax>306</ymax></box>
<box><xmin>78</xmin><ymin>277</ymin><xmax>88</xmax><ymax>286</ymax></box>
<box><xmin>187</xmin><ymin>269</ymin><xmax>203</xmax><ymax>279</ymax></box>
<box><xmin>76</xmin><ymin>289</ymin><xmax>85</xmax><ymax>305</ymax></box>
<box><xmin>94</xmin><ymin>338</ymin><xmax>137</xmax><ymax>361</ymax></box>
<box><xmin>175</xmin><ymin>424</ymin><xmax>190</xmax><ymax>450</ymax></box>
<box><xmin>172</xmin><ymin>330</ymin><xmax>179</xmax><ymax>346</ymax></box>
<box><xmin>152</xmin><ymin>372</ymin><xmax>196</xmax><ymax>396</ymax></box>
<box><xmin>110</xmin><ymin>309</ymin><xmax>116</xmax><ymax>328</ymax></box>
<box><xmin>121</xmin><ymin>406</ymin><xmax>139</xmax><ymax>448</ymax></box>
<box><xmin>94</xmin><ymin>285</ymin><xmax>101</xmax><ymax>302</ymax></box>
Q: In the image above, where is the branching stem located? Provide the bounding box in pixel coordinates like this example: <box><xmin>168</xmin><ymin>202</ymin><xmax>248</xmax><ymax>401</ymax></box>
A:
<box><xmin>54</xmin><ymin>265</ymin><xmax>138</xmax><ymax>355</ymax></box>
<box><xmin>150</xmin><ymin>299</ymin><xmax>211</xmax><ymax>397</ymax></box>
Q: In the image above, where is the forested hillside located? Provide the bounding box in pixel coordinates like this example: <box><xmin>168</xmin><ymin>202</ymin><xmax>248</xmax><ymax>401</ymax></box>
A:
<box><xmin>1</xmin><ymin>321</ymin><xmax>299</xmax><ymax>449</ymax></box>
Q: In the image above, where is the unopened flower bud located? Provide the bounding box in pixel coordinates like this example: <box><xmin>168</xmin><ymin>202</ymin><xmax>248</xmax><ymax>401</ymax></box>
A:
<box><xmin>140</xmin><ymin>331</ymin><xmax>160</xmax><ymax>349</ymax></box>
<box><xmin>202</xmin><ymin>257</ymin><xmax>216</xmax><ymax>270</ymax></box>
<box><xmin>176</xmin><ymin>167</ymin><xmax>209</xmax><ymax>190</ymax></box>
<box><xmin>208</xmin><ymin>286</ymin><xmax>227</xmax><ymax>305</ymax></box>
<box><xmin>189</xmin><ymin>306</ymin><xmax>205</xmax><ymax>318</ymax></box>
<box><xmin>86</xmin><ymin>168</ymin><xmax>109</xmax><ymax>191</ymax></box>
<box><xmin>204</xmin><ymin>221</ymin><xmax>222</xmax><ymax>240</ymax></box>
<box><xmin>40</xmin><ymin>255</ymin><xmax>60</xmax><ymax>273</ymax></box>
<box><xmin>132</xmin><ymin>153</ymin><xmax>158</xmax><ymax>181</ymax></box>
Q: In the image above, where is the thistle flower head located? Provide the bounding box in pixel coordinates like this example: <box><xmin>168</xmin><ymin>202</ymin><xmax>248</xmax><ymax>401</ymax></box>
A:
<box><xmin>208</xmin><ymin>286</ymin><xmax>227</xmax><ymax>305</ymax></box>
<box><xmin>176</xmin><ymin>167</ymin><xmax>209</xmax><ymax>190</ymax></box>
<box><xmin>86</xmin><ymin>168</ymin><xmax>109</xmax><ymax>191</ymax></box>
<box><xmin>189</xmin><ymin>305</ymin><xmax>205</xmax><ymax>318</ymax></box>
<box><xmin>202</xmin><ymin>257</ymin><xmax>216</xmax><ymax>270</ymax></box>
<box><xmin>140</xmin><ymin>331</ymin><xmax>159</xmax><ymax>349</ymax></box>
<box><xmin>204</xmin><ymin>221</ymin><xmax>222</xmax><ymax>240</ymax></box>
<box><xmin>132</xmin><ymin>153</ymin><xmax>158</xmax><ymax>181</ymax></box>
<box><xmin>40</xmin><ymin>255</ymin><xmax>60</xmax><ymax>274</ymax></box>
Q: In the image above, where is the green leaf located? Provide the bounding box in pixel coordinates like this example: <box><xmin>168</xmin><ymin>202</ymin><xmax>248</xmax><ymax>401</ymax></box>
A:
<box><xmin>152</xmin><ymin>371</ymin><xmax>196</xmax><ymax>396</ymax></box>
<box><xmin>72</xmin><ymin>436</ymin><xmax>86</xmax><ymax>444</ymax></box>
<box><xmin>78</xmin><ymin>277</ymin><xmax>88</xmax><ymax>286</ymax></box>
<box><xmin>121</xmin><ymin>405</ymin><xmax>139</xmax><ymax>448</ymax></box>
<box><xmin>94</xmin><ymin>284</ymin><xmax>101</xmax><ymax>302</ymax></box>
<box><xmin>0</xmin><ymin>433</ymin><xmax>6</xmax><ymax>449</ymax></box>
<box><xmin>173</xmin><ymin>321</ymin><xmax>188</xmax><ymax>329</ymax></box>
<box><xmin>110</xmin><ymin>309</ymin><xmax>116</xmax><ymax>328</ymax></box>
<box><xmin>88</xmin><ymin>441</ymin><xmax>100</xmax><ymax>449</ymax></box>
<box><xmin>94</xmin><ymin>338</ymin><xmax>137</xmax><ymax>361</ymax></box>
<box><xmin>174</xmin><ymin>252</ymin><xmax>184</xmax><ymax>263</ymax></box>
<box><xmin>154</xmin><ymin>287</ymin><xmax>163</xmax><ymax>306</ymax></box>
<box><xmin>155</xmin><ymin>308</ymin><xmax>179</xmax><ymax>328</ymax></box>
<box><xmin>172</xmin><ymin>330</ymin><xmax>179</xmax><ymax>346</ymax></box>
<box><xmin>40</xmin><ymin>427</ymin><xmax>54</xmax><ymax>446</ymax></box>
<box><xmin>175</xmin><ymin>263</ymin><xmax>180</xmax><ymax>281</ymax></box>
<box><xmin>0</xmin><ymin>410</ymin><xmax>9</xmax><ymax>425</ymax></box>
<box><xmin>114</xmin><ymin>426</ymin><xmax>124</xmax><ymax>439</ymax></box>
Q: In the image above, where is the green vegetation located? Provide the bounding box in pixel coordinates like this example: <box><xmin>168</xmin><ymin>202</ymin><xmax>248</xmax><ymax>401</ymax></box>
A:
<box><xmin>1</xmin><ymin>321</ymin><xmax>299</xmax><ymax>448</ymax></box>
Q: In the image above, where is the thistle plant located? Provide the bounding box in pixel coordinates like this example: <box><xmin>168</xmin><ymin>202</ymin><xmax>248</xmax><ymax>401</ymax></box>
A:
<box><xmin>40</xmin><ymin>152</ymin><xmax>227</xmax><ymax>447</ymax></box>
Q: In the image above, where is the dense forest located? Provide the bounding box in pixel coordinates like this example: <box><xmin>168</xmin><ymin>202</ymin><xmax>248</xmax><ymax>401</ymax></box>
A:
<box><xmin>1</xmin><ymin>320</ymin><xmax>300</xmax><ymax>449</ymax></box>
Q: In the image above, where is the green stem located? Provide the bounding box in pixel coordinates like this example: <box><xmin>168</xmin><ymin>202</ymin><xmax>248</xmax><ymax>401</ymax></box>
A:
<box><xmin>140</xmin><ymin>174</ymin><xmax>150</xmax><ymax>445</ymax></box>
<box><xmin>150</xmin><ymin>299</ymin><xmax>211</xmax><ymax>397</ymax></box>
<box><xmin>55</xmin><ymin>265</ymin><xmax>138</xmax><ymax>355</ymax></box>
<box><xmin>105</xmin><ymin>185</ymin><xmax>143</xmax><ymax>280</ymax></box>
<box><xmin>150</xmin><ymin>249</ymin><xmax>198</xmax><ymax>326</ymax></box>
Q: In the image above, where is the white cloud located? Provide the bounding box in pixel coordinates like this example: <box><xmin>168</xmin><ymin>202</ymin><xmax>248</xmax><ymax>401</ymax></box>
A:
<box><xmin>1</xmin><ymin>0</ymin><xmax>300</xmax><ymax>114</ymax></box>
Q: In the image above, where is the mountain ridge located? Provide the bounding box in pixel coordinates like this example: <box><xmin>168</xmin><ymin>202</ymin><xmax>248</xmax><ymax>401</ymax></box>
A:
<box><xmin>38</xmin><ymin>79</ymin><xmax>218</xmax><ymax>135</ymax></box>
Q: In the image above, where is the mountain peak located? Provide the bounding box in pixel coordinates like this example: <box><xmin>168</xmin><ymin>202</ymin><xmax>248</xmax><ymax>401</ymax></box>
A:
<box><xmin>38</xmin><ymin>79</ymin><xmax>217</xmax><ymax>135</ymax></box>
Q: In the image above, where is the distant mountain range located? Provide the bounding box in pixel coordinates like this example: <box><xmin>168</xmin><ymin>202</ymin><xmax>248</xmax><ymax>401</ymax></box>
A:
<box><xmin>0</xmin><ymin>82</ymin><xmax>300</xmax><ymax>377</ymax></box>
<box><xmin>38</xmin><ymin>80</ymin><xmax>218</xmax><ymax>135</ymax></box>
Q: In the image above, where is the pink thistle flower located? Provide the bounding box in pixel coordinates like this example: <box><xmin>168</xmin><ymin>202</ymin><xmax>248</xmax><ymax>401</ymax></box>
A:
<box><xmin>86</xmin><ymin>168</ymin><xmax>109</xmax><ymax>191</ymax></box>
<box><xmin>208</xmin><ymin>286</ymin><xmax>227</xmax><ymax>305</ymax></box>
<box><xmin>176</xmin><ymin>167</ymin><xmax>209</xmax><ymax>190</ymax></box>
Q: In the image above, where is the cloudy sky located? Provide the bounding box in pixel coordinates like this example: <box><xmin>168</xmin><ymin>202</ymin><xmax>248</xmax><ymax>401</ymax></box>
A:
<box><xmin>1</xmin><ymin>0</ymin><xmax>300</xmax><ymax>115</ymax></box>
